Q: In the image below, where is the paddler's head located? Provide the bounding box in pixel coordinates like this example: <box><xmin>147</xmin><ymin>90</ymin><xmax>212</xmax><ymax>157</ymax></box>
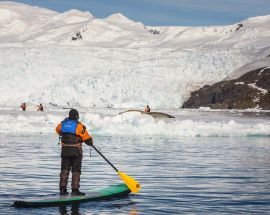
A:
<box><xmin>69</xmin><ymin>109</ymin><xmax>79</xmax><ymax>120</ymax></box>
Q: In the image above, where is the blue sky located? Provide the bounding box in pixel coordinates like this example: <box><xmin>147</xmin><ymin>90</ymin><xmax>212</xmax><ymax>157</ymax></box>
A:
<box><xmin>10</xmin><ymin>0</ymin><xmax>270</xmax><ymax>26</ymax></box>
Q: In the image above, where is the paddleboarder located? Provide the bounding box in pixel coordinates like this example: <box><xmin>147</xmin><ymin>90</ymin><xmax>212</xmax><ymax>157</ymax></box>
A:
<box><xmin>20</xmin><ymin>102</ymin><xmax>26</xmax><ymax>111</ymax></box>
<box><xmin>56</xmin><ymin>109</ymin><xmax>93</xmax><ymax>196</ymax></box>
<box><xmin>37</xmin><ymin>103</ymin><xmax>44</xmax><ymax>111</ymax></box>
<box><xmin>144</xmin><ymin>105</ymin><xmax>150</xmax><ymax>112</ymax></box>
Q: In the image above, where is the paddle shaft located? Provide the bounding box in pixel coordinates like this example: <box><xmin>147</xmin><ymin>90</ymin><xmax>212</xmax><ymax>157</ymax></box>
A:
<box><xmin>91</xmin><ymin>145</ymin><xmax>119</xmax><ymax>172</ymax></box>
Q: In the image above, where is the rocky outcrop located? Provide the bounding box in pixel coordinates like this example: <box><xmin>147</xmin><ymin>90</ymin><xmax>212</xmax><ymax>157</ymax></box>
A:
<box><xmin>235</xmin><ymin>23</ymin><xmax>243</xmax><ymax>32</ymax></box>
<box><xmin>182</xmin><ymin>68</ymin><xmax>270</xmax><ymax>109</ymax></box>
<box><xmin>71</xmin><ymin>32</ymin><xmax>82</xmax><ymax>40</ymax></box>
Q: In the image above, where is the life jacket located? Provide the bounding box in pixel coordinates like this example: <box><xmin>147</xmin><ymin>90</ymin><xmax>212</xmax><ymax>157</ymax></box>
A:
<box><xmin>60</xmin><ymin>118</ymin><xmax>82</xmax><ymax>147</ymax></box>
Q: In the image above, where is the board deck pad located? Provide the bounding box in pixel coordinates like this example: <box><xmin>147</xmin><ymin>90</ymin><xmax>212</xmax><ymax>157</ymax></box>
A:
<box><xmin>13</xmin><ymin>184</ymin><xmax>131</xmax><ymax>207</ymax></box>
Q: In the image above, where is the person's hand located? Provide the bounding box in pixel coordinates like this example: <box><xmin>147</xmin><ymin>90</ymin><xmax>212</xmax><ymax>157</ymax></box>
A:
<box><xmin>85</xmin><ymin>138</ymin><xmax>93</xmax><ymax>146</ymax></box>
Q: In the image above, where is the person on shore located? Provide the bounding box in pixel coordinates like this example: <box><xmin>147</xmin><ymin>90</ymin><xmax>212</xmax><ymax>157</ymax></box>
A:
<box><xmin>20</xmin><ymin>102</ymin><xmax>26</xmax><ymax>111</ymax></box>
<box><xmin>37</xmin><ymin>103</ymin><xmax>44</xmax><ymax>111</ymax></box>
<box><xmin>55</xmin><ymin>109</ymin><xmax>93</xmax><ymax>196</ymax></box>
<box><xmin>144</xmin><ymin>105</ymin><xmax>151</xmax><ymax>112</ymax></box>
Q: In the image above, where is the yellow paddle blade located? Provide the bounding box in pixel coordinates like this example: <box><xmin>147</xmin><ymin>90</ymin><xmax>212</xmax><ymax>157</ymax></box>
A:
<box><xmin>118</xmin><ymin>171</ymin><xmax>141</xmax><ymax>193</ymax></box>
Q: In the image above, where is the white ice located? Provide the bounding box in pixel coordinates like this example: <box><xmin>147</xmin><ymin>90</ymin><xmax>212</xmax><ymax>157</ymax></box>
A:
<box><xmin>0</xmin><ymin>109</ymin><xmax>269</xmax><ymax>137</ymax></box>
<box><xmin>0</xmin><ymin>2</ymin><xmax>270</xmax><ymax>109</ymax></box>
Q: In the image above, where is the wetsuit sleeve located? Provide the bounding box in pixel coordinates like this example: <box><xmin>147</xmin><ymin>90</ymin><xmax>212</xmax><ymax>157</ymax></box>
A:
<box><xmin>76</xmin><ymin>123</ymin><xmax>93</xmax><ymax>145</ymax></box>
<box><xmin>55</xmin><ymin>123</ymin><xmax>62</xmax><ymax>135</ymax></box>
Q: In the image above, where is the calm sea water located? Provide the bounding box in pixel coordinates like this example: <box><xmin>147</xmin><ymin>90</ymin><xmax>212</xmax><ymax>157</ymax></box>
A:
<box><xmin>0</xmin><ymin>133</ymin><xmax>270</xmax><ymax>214</ymax></box>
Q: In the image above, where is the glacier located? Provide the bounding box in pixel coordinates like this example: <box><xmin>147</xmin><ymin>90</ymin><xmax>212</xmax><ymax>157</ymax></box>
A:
<box><xmin>0</xmin><ymin>1</ymin><xmax>269</xmax><ymax>109</ymax></box>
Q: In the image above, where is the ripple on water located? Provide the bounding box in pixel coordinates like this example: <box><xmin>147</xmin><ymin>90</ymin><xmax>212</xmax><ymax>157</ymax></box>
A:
<box><xmin>0</xmin><ymin>134</ymin><xmax>270</xmax><ymax>214</ymax></box>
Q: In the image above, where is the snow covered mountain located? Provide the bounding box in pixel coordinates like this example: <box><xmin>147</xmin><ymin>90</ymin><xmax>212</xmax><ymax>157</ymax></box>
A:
<box><xmin>1</xmin><ymin>1</ymin><xmax>270</xmax><ymax>49</ymax></box>
<box><xmin>0</xmin><ymin>1</ymin><xmax>269</xmax><ymax>109</ymax></box>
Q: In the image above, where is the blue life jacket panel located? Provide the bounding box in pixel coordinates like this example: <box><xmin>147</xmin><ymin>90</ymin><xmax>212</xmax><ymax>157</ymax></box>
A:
<box><xmin>61</xmin><ymin>119</ymin><xmax>78</xmax><ymax>134</ymax></box>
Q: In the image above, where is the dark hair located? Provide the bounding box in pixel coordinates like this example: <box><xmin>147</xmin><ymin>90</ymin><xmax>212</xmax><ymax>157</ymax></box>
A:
<box><xmin>69</xmin><ymin>109</ymin><xmax>79</xmax><ymax>120</ymax></box>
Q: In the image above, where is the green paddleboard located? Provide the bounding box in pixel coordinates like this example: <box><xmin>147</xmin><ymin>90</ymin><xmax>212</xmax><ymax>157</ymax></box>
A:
<box><xmin>13</xmin><ymin>184</ymin><xmax>131</xmax><ymax>208</ymax></box>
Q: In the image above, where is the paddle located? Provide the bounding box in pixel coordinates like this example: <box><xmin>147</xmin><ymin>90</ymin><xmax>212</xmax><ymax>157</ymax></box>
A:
<box><xmin>91</xmin><ymin>144</ymin><xmax>141</xmax><ymax>193</ymax></box>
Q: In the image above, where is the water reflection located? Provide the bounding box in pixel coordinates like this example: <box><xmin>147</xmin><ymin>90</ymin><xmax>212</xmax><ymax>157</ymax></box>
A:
<box><xmin>128</xmin><ymin>209</ymin><xmax>139</xmax><ymax>215</ymax></box>
<box><xmin>59</xmin><ymin>204</ymin><xmax>80</xmax><ymax>215</ymax></box>
<box><xmin>57</xmin><ymin>199</ymin><xmax>138</xmax><ymax>215</ymax></box>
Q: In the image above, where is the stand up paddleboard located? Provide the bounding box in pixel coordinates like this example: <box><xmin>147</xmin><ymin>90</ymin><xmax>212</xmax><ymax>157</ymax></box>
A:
<box><xmin>119</xmin><ymin>109</ymin><xmax>175</xmax><ymax>118</ymax></box>
<box><xmin>13</xmin><ymin>184</ymin><xmax>131</xmax><ymax>208</ymax></box>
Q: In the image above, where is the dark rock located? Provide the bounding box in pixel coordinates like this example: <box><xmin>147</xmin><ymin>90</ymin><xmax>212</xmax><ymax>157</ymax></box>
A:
<box><xmin>148</xmin><ymin>29</ymin><xmax>160</xmax><ymax>35</ymax></box>
<box><xmin>72</xmin><ymin>32</ymin><xmax>82</xmax><ymax>41</ymax></box>
<box><xmin>235</xmin><ymin>23</ymin><xmax>243</xmax><ymax>32</ymax></box>
<box><xmin>182</xmin><ymin>67</ymin><xmax>270</xmax><ymax>110</ymax></box>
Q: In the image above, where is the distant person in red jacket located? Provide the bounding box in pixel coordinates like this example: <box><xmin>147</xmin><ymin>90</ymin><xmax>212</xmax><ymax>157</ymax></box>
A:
<box><xmin>21</xmin><ymin>102</ymin><xmax>26</xmax><ymax>111</ymax></box>
<box><xmin>37</xmin><ymin>103</ymin><xmax>44</xmax><ymax>111</ymax></box>
<box><xmin>144</xmin><ymin>105</ymin><xmax>150</xmax><ymax>112</ymax></box>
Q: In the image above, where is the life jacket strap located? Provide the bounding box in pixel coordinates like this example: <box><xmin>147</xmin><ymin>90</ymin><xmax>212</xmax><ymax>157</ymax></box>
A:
<box><xmin>61</xmin><ymin>142</ymin><xmax>82</xmax><ymax>148</ymax></box>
